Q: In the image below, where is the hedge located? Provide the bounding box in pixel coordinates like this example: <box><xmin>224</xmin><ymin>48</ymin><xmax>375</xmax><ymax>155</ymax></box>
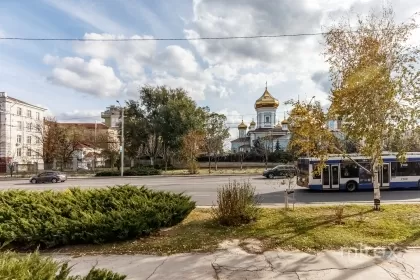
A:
<box><xmin>95</xmin><ymin>167</ymin><xmax>161</xmax><ymax>177</ymax></box>
<box><xmin>0</xmin><ymin>185</ymin><xmax>195</xmax><ymax>249</ymax></box>
<box><xmin>0</xmin><ymin>250</ymin><xmax>126</xmax><ymax>280</ymax></box>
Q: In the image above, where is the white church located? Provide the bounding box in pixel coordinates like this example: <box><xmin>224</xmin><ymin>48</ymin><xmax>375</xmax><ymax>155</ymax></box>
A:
<box><xmin>231</xmin><ymin>86</ymin><xmax>291</xmax><ymax>153</ymax></box>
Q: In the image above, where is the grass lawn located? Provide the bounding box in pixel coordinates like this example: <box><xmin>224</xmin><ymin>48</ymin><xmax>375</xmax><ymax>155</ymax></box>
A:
<box><xmin>47</xmin><ymin>205</ymin><xmax>420</xmax><ymax>256</ymax></box>
<box><xmin>162</xmin><ymin>167</ymin><xmax>266</xmax><ymax>175</ymax></box>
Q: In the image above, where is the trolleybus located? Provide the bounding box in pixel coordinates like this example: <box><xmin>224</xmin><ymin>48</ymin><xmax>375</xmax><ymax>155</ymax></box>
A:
<box><xmin>296</xmin><ymin>153</ymin><xmax>420</xmax><ymax>191</ymax></box>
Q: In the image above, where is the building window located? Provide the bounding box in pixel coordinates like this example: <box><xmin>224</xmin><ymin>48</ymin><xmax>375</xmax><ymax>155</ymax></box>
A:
<box><xmin>27</xmin><ymin>149</ymin><xmax>31</xmax><ymax>157</ymax></box>
<box><xmin>27</xmin><ymin>123</ymin><xmax>32</xmax><ymax>131</ymax></box>
<box><xmin>17</xmin><ymin>135</ymin><xmax>22</xmax><ymax>144</ymax></box>
<box><xmin>17</xmin><ymin>121</ymin><xmax>22</xmax><ymax>130</ymax></box>
<box><xmin>16</xmin><ymin>148</ymin><xmax>21</xmax><ymax>157</ymax></box>
<box><xmin>27</xmin><ymin>110</ymin><xmax>32</xmax><ymax>118</ymax></box>
<box><xmin>36</xmin><ymin>136</ymin><xmax>41</xmax><ymax>144</ymax></box>
<box><xmin>36</xmin><ymin>112</ymin><xmax>40</xmax><ymax>120</ymax></box>
<box><xmin>17</xmin><ymin>107</ymin><xmax>22</xmax><ymax>116</ymax></box>
<box><xmin>27</xmin><ymin>136</ymin><xmax>31</xmax><ymax>145</ymax></box>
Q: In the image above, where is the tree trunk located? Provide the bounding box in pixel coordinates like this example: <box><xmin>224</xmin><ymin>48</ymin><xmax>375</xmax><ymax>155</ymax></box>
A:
<box><xmin>265</xmin><ymin>153</ymin><xmax>268</xmax><ymax>169</ymax></box>
<box><xmin>240</xmin><ymin>157</ymin><xmax>243</xmax><ymax>170</ymax></box>
<box><xmin>372</xmin><ymin>162</ymin><xmax>381</xmax><ymax>211</ymax></box>
<box><xmin>163</xmin><ymin>143</ymin><xmax>168</xmax><ymax>171</ymax></box>
<box><xmin>208</xmin><ymin>154</ymin><xmax>211</xmax><ymax>174</ymax></box>
<box><xmin>150</xmin><ymin>157</ymin><xmax>154</xmax><ymax>166</ymax></box>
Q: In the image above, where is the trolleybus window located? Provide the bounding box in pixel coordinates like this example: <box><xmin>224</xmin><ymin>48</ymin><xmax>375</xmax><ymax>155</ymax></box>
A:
<box><xmin>395</xmin><ymin>162</ymin><xmax>420</xmax><ymax>176</ymax></box>
<box><xmin>312</xmin><ymin>163</ymin><xmax>321</xmax><ymax>179</ymax></box>
<box><xmin>297</xmin><ymin>159</ymin><xmax>309</xmax><ymax>174</ymax></box>
<box><xmin>358</xmin><ymin>163</ymin><xmax>372</xmax><ymax>183</ymax></box>
<box><xmin>340</xmin><ymin>162</ymin><xmax>359</xmax><ymax>178</ymax></box>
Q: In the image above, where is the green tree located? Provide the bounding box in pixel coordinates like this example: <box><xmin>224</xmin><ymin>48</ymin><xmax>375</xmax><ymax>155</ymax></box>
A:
<box><xmin>124</xmin><ymin>86</ymin><xmax>206</xmax><ymax>168</ymax></box>
<box><xmin>158</xmin><ymin>91</ymin><xmax>207</xmax><ymax>170</ymax></box>
<box><xmin>203</xmin><ymin>111</ymin><xmax>230</xmax><ymax>173</ymax></box>
<box><xmin>324</xmin><ymin>5</ymin><xmax>420</xmax><ymax>210</ymax></box>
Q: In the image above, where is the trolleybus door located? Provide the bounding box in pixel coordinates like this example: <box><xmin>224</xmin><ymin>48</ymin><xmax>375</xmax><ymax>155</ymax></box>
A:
<box><xmin>322</xmin><ymin>164</ymin><xmax>340</xmax><ymax>189</ymax></box>
<box><xmin>379</xmin><ymin>163</ymin><xmax>390</xmax><ymax>188</ymax></box>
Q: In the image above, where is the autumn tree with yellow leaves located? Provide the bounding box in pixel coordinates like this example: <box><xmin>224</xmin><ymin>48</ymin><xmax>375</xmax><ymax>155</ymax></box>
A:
<box><xmin>288</xmin><ymin>6</ymin><xmax>420</xmax><ymax>210</ymax></box>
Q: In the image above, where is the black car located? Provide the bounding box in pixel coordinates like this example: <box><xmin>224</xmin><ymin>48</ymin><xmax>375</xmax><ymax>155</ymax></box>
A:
<box><xmin>263</xmin><ymin>165</ymin><xmax>297</xmax><ymax>179</ymax></box>
<box><xmin>30</xmin><ymin>171</ymin><xmax>67</xmax><ymax>184</ymax></box>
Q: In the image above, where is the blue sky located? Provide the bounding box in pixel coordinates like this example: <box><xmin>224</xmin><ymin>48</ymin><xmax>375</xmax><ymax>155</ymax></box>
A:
<box><xmin>0</xmin><ymin>0</ymin><xmax>419</xmax><ymax>141</ymax></box>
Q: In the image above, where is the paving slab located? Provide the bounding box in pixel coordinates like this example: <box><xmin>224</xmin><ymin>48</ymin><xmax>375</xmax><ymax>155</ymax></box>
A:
<box><xmin>52</xmin><ymin>248</ymin><xmax>420</xmax><ymax>280</ymax></box>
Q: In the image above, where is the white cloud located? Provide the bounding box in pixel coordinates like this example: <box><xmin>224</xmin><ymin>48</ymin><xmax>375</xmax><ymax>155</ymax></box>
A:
<box><xmin>42</xmin><ymin>0</ymin><xmax>132</xmax><ymax>34</ymax></box>
<box><xmin>155</xmin><ymin>45</ymin><xmax>200</xmax><ymax>76</ymax></box>
<box><xmin>151</xmin><ymin>74</ymin><xmax>208</xmax><ymax>100</ymax></box>
<box><xmin>74</xmin><ymin>33</ymin><xmax>156</xmax><ymax>80</ymax></box>
<box><xmin>44</xmin><ymin>55</ymin><xmax>123</xmax><ymax>97</ymax></box>
<box><xmin>56</xmin><ymin>109</ymin><xmax>103</xmax><ymax>122</ymax></box>
<box><xmin>37</xmin><ymin>0</ymin><xmax>420</xmax><ymax>142</ymax></box>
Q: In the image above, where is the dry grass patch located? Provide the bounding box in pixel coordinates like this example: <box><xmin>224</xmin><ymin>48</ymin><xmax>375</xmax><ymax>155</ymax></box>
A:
<box><xmin>47</xmin><ymin>205</ymin><xmax>420</xmax><ymax>256</ymax></box>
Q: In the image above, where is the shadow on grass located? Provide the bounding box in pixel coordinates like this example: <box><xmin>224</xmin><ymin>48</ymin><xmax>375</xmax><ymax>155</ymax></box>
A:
<box><xmin>271</xmin><ymin>208</ymin><xmax>374</xmax><ymax>247</ymax></box>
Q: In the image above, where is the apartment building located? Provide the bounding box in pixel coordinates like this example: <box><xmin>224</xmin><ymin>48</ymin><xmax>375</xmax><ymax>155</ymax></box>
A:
<box><xmin>0</xmin><ymin>92</ymin><xmax>46</xmax><ymax>171</ymax></box>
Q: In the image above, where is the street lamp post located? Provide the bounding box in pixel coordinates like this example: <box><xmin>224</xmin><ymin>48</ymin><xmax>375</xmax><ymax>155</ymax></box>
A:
<box><xmin>116</xmin><ymin>101</ymin><xmax>124</xmax><ymax>177</ymax></box>
<box><xmin>306</xmin><ymin>96</ymin><xmax>316</xmax><ymax>157</ymax></box>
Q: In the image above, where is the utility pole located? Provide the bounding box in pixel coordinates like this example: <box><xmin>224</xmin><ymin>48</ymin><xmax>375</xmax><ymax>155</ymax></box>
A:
<box><xmin>116</xmin><ymin>100</ymin><xmax>124</xmax><ymax>177</ymax></box>
<box><xmin>93</xmin><ymin>120</ymin><xmax>97</xmax><ymax>172</ymax></box>
<box><xmin>121</xmin><ymin>107</ymin><xmax>124</xmax><ymax>177</ymax></box>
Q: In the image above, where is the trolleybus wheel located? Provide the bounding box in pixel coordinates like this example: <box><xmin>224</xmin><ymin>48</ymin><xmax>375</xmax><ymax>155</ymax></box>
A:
<box><xmin>346</xmin><ymin>181</ymin><xmax>358</xmax><ymax>192</ymax></box>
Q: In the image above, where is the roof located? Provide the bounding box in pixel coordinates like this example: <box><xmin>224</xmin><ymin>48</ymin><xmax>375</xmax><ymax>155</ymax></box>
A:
<box><xmin>251</xmin><ymin>128</ymin><xmax>272</xmax><ymax>133</ymax></box>
<box><xmin>238</xmin><ymin>120</ymin><xmax>247</xmax><ymax>129</ymax></box>
<box><xmin>254</xmin><ymin>87</ymin><xmax>279</xmax><ymax>109</ymax></box>
<box><xmin>4</xmin><ymin>95</ymin><xmax>47</xmax><ymax>111</ymax></box>
<box><xmin>231</xmin><ymin>137</ymin><xmax>250</xmax><ymax>143</ymax></box>
<box><xmin>271</xmin><ymin>127</ymin><xmax>288</xmax><ymax>132</ymax></box>
<box><xmin>59</xmin><ymin>122</ymin><xmax>109</xmax><ymax>129</ymax></box>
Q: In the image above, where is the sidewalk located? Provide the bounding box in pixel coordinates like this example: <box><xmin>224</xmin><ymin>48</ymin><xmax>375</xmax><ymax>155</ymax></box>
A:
<box><xmin>52</xmin><ymin>241</ymin><xmax>420</xmax><ymax>279</ymax></box>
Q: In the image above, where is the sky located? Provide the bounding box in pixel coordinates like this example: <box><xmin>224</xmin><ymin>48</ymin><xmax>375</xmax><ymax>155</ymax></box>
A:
<box><xmin>0</xmin><ymin>0</ymin><xmax>419</xmax><ymax>143</ymax></box>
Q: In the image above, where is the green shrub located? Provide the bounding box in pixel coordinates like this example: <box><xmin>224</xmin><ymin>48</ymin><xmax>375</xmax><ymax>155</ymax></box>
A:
<box><xmin>0</xmin><ymin>250</ymin><xmax>126</xmax><ymax>280</ymax></box>
<box><xmin>95</xmin><ymin>167</ymin><xmax>161</xmax><ymax>177</ymax></box>
<box><xmin>0</xmin><ymin>185</ymin><xmax>195</xmax><ymax>249</ymax></box>
<box><xmin>212</xmin><ymin>180</ymin><xmax>260</xmax><ymax>226</ymax></box>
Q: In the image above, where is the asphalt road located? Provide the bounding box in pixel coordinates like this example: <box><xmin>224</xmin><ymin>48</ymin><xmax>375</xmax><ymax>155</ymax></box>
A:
<box><xmin>1</xmin><ymin>175</ymin><xmax>420</xmax><ymax>206</ymax></box>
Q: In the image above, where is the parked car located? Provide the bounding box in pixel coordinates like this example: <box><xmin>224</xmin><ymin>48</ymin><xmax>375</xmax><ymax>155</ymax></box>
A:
<box><xmin>30</xmin><ymin>171</ymin><xmax>67</xmax><ymax>184</ymax></box>
<box><xmin>263</xmin><ymin>165</ymin><xmax>297</xmax><ymax>179</ymax></box>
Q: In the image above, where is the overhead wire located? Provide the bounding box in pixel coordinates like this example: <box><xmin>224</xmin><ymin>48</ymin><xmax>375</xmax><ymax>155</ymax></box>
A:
<box><xmin>0</xmin><ymin>32</ymin><xmax>330</xmax><ymax>42</ymax></box>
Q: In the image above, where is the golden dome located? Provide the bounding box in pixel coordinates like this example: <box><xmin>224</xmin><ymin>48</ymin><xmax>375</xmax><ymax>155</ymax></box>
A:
<box><xmin>275</xmin><ymin>120</ymin><xmax>282</xmax><ymax>128</ymax></box>
<box><xmin>250</xmin><ymin>119</ymin><xmax>256</xmax><ymax>126</ymax></box>
<box><xmin>281</xmin><ymin>119</ymin><xmax>288</xmax><ymax>125</ymax></box>
<box><xmin>254</xmin><ymin>88</ymin><xmax>279</xmax><ymax>109</ymax></box>
<box><xmin>238</xmin><ymin>120</ymin><xmax>247</xmax><ymax>129</ymax></box>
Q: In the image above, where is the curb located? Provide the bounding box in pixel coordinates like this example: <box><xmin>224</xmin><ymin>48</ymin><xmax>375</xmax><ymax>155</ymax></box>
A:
<box><xmin>0</xmin><ymin>173</ymin><xmax>263</xmax><ymax>181</ymax></box>
<box><xmin>196</xmin><ymin>201</ymin><xmax>420</xmax><ymax>208</ymax></box>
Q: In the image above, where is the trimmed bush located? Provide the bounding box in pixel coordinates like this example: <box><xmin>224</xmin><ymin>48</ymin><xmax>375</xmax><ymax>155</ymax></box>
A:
<box><xmin>212</xmin><ymin>180</ymin><xmax>260</xmax><ymax>226</ymax></box>
<box><xmin>95</xmin><ymin>167</ymin><xmax>161</xmax><ymax>177</ymax></box>
<box><xmin>0</xmin><ymin>185</ymin><xmax>195</xmax><ymax>249</ymax></box>
<box><xmin>0</xmin><ymin>250</ymin><xmax>126</xmax><ymax>280</ymax></box>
